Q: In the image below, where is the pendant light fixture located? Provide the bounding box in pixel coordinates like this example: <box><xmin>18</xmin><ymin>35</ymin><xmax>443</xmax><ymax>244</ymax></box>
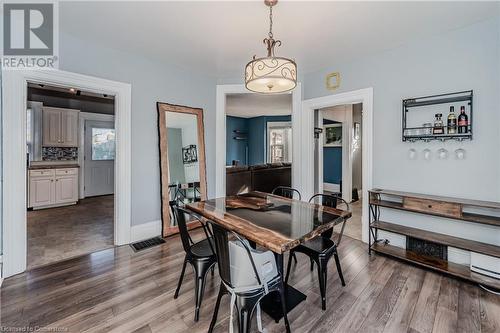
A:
<box><xmin>245</xmin><ymin>0</ymin><xmax>297</xmax><ymax>94</ymax></box>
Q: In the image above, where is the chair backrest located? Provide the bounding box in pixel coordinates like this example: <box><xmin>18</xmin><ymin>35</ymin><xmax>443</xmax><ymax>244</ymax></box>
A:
<box><xmin>272</xmin><ymin>186</ymin><xmax>302</xmax><ymax>200</ymax></box>
<box><xmin>209</xmin><ymin>222</ymin><xmax>234</xmax><ymax>288</ymax></box>
<box><xmin>309</xmin><ymin>193</ymin><xmax>351</xmax><ymax>243</ymax></box>
<box><xmin>209</xmin><ymin>222</ymin><xmax>273</xmax><ymax>290</ymax></box>
<box><xmin>309</xmin><ymin>193</ymin><xmax>338</xmax><ymax>208</ymax></box>
<box><xmin>172</xmin><ymin>206</ymin><xmax>195</xmax><ymax>253</ymax></box>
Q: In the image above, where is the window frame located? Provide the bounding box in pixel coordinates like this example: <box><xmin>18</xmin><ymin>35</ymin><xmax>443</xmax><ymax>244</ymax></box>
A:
<box><xmin>91</xmin><ymin>127</ymin><xmax>116</xmax><ymax>161</ymax></box>
<box><xmin>266</xmin><ymin>121</ymin><xmax>292</xmax><ymax>164</ymax></box>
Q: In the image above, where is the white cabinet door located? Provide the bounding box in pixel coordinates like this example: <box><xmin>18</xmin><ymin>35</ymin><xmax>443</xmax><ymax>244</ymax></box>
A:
<box><xmin>42</xmin><ymin>107</ymin><xmax>79</xmax><ymax>147</ymax></box>
<box><xmin>61</xmin><ymin>110</ymin><xmax>79</xmax><ymax>147</ymax></box>
<box><xmin>42</xmin><ymin>108</ymin><xmax>61</xmax><ymax>146</ymax></box>
<box><xmin>29</xmin><ymin>177</ymin><xmax>54</xmax><ymax>207</ymax></box>
<box><xmin>55</xmin><ymin>176</ymin><xmax>78</xmax><ymax>204</ymax></box>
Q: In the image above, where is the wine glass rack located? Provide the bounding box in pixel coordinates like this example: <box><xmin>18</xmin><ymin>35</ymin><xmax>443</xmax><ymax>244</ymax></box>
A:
<box><xmin>402</xmin><ymin>90</ymin><xmax>473</xmax><ymax>142</ymax></box>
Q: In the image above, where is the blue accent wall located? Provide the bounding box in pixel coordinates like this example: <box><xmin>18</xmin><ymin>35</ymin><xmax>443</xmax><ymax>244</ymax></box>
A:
<box><xmin>226</xmin><ymin>115</ymin><xmax>291</xmax><ymax>166</ymax></box>
<box><xmin>323</xmin><ymin>119</ymin><xmax>342</xmax><ymax>184</ymax></box>
<box><xmin>226</xmin><ymin>116</ymin><xmax>248</xmax><ymax>165</ymax></box>
<box><xmin>323</xmin><ymin>147</ymin><xmax>342</xmax><ymax>184</ymax></box>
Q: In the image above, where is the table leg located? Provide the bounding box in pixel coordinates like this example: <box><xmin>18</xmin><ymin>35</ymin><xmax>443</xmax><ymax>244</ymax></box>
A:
<box><xmin>260</xmin><ymin>252</ymin><xmax>307</xmax><ymax>322</ymax></box>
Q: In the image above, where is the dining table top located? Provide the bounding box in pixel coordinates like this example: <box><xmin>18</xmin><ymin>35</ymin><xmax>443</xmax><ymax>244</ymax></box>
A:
<box><xmin>186</xmin><ymin>191</ymin><xmax>352</xmax><ymax>254</ymax></box>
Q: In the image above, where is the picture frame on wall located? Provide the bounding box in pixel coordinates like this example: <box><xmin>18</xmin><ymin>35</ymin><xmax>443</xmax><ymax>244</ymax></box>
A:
<box><xmin>324</xmin><ymin>123</ymin><xmax>342</xmax><ymax>147</ymax></box>
<box><xmin>182</xmin><ymin>144</ymin><xmax>198</xmax><ymax>164</ymax></box>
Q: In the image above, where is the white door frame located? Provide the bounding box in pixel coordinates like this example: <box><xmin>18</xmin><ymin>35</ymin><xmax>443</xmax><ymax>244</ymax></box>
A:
<box><xmin>302</xmin><ymin>88</ymin><xmax>373</xmax><ymax>243</ymax></box>
<box><xmin>78</xmin><ymin>112</ymin><xmax>115</xmax><ymax>199</ymax></box>
<box><xmin>215</xmin><ymin>83</ymin><xmax>302</xmax><ymax>198</ymax></box>
<box><xmin>2</xmin><ymin>69</ymin><xmax>132</xmax><ymax>278</ymax></box>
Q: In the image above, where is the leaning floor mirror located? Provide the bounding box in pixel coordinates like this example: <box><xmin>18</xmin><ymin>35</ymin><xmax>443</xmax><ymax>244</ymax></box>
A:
<box><xmin>157</xmin><ymin>102</ymin><xmax>207</xmax><ymax>237</ymax></box>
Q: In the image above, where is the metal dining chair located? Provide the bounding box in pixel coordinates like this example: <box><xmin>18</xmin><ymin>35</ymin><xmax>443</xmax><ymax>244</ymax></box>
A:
<box><xmin>172</xmin><ymin>206</ymin><xmax>217</xmax><ymax>322</ymax></box>
<box><xmin>272</xmin><ymin>186</ymin><xmax>302</xmax><ymax>264</ymax></box>
<box><xmin>272</xmin><ymin>186</ymin><xmax>302</xmax><ymax>200</ymax></box>
<box><xmin>285</xmin><ymin>193</ymin><xmax>350</xmax><ymax>310</ymax></box>
<box><xmin>208</xmin><ymin>222</ymin><xmax>291</xmax><ymax>333</ymax></box>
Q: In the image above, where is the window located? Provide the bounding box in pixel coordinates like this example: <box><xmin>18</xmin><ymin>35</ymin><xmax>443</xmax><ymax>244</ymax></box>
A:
<box><xmin>267</xmin><ymin>122</ymin><xmax>292</xmax><ymax>163</ymax></box>
<box><xmin>92</xmin><ymin>128</ymin><xmax>116</xmax><ymax>160</ymax></box>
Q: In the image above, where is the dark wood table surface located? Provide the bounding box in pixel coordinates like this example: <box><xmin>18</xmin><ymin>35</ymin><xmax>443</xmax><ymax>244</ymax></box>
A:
<box><xmin>186</xmin><ymin>191</ymin><xmax>352</xmax><ymax>321</ymax></box>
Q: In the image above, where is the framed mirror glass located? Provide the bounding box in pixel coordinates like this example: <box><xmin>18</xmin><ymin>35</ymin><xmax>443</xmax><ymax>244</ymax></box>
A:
<box><xmin>157</xmin><ymin>102</ymin><xmax>207</xmax><ymax>236</ymax></box>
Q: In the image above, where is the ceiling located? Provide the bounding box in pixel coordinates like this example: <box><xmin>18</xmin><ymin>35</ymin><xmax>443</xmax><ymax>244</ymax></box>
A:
<box><xmin>60</xmin><ymin>2</ymin><xmax>499</xmax><ymax>78</ymax></box>
<box><xmin>226</xmin><ymin>93</ymin><xmax>292</xmax><ymax>118</ymax></box>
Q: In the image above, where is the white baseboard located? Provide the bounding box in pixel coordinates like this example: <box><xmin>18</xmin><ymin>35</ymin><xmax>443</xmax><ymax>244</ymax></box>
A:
<box><xmin>323</xmin><ymin>182</ymin><xmax>340</xmax><ymax>193</ymax></box>
<box><xmin>130</xmin><ymin>220</ymin><xmax>162</xmax><ymax>243</ymax></box>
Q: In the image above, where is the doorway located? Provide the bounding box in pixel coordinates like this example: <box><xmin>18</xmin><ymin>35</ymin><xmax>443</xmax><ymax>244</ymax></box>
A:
<box><xmin>315</xmin><ymin>103</ymin><xmax>363</xmax><ymax>240</ymax></box>
<box><xmin>215</xmin><ymin>84</ymin><xmax>302</xmax><ymax>198</ymax></box>
<box><xmin>225</xmin><ymin>93</ymin><xmax>293</xmax><ymax>196</ymax></box>
<box><xmin>301</xmin><ymin>88</ymin><xmax>373</xmax><ymax>244</ymax></box>
<box><xmin>26</xmin><ymin>84</ymin><xmax>116</xmax><ymax>269</ymax></box>
<box><xmin>2</xmin><ymin>69</ymin><xmax>131</xmax><ymax>278</ymax></box>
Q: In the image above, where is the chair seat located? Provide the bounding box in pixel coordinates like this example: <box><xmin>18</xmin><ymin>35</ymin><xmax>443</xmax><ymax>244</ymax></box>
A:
<box><xmin>295</xmin><ymin>236</ymin><xmax>336</xmax><ymax>254</ymax></box>
<box><xmin>190</xmin><ymin>238</ymin><xmax>215</xmax><ymax>258</ymax></box>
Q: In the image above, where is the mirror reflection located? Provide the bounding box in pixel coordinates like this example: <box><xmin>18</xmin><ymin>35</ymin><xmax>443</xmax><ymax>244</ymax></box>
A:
<box><xmin>166</xmin><ymin>112</ymin><xmax>201</xmax><ymax>207</ymax></box>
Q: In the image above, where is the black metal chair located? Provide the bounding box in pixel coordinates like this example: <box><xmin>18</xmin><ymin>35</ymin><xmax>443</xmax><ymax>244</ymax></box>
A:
<box><xmin>208</xmin><ymin>222</ymin><xmax>291</xmax><ymax>333</ymax></box>
<box><xmin>172</xmin><ymin>206</ymin><xmax>217</xmax><ymax>322</ymax></box>
<box><xmin>272</xmin><ymin>186</ymin><xmax>301</xmax><ymax>265</ymax></box>
<box><xmin>272</xmin><ymin>186</ymin><xmax>302</xmax><ymax>200</ymax></box>
<box><xmin>285</xmin><ymin>193</ymin><xmax>350</xmax><ymax>310</ymax></box>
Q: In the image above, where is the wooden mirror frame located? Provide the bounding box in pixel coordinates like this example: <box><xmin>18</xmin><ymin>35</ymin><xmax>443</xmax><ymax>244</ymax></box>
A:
<box><xmin>157</xmin><ymin>102</ymin><xmax>208</xmax><ymax>237</ymax></box>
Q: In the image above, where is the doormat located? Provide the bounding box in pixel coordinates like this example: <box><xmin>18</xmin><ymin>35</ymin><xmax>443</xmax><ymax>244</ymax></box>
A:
<box><xmin>130</xmin><ymin>237</ymin><xmax>166</xmax><ymax>252</ymax></box>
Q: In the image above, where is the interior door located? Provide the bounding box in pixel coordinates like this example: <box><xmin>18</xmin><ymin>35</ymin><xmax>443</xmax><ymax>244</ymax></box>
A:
<box><xmin>84</xmin><ymin>120</ymin><xmax>115</xmax><ymax>197</ymax></box>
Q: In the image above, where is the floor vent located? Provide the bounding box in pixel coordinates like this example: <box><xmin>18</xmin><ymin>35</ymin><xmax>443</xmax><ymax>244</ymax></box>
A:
<box><xmin>130</xmin><ymin>237</ymin><xmax>166</xmax><ymax>252</ymax></box>
<box><xmin>407</xmin><ymin>237</ymin><xmax>447</xmax><ymax>260</ymax></box>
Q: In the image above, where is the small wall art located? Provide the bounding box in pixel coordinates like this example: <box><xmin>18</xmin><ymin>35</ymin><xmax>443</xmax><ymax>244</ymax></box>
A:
<box><xmin>182</xmin><ymin>144</ymin><xmax>198</xmax><ymax>164</ymax></box>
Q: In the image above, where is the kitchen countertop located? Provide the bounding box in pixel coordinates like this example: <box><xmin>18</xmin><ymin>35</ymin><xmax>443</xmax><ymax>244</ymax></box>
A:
<box><xmin>29</xmin><ymin>164</ymin><xmax>80</xmax><ymax>170</ymax></box>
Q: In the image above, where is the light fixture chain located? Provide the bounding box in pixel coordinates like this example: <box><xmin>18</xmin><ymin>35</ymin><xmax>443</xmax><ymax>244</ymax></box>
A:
<box><xmin>268</xmin><ymin>5</ymin><xmax>273</xmax><ymax>38</ymax></box>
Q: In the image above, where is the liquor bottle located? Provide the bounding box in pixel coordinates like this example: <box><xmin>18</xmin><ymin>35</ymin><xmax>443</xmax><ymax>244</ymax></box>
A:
<box><xmin>458</xmin><ymin>106</ymin><xmax>468</xmax><ymax>133</ymax></box>
<box><xmin>433</xmin><ymin>113</ymin><xmax>444</xmax><ymax>135</ymax></box>
<box><xmin>447</xmin><ymin>106</ymin><xmax>457</xmax><ymax>134</ymax></box>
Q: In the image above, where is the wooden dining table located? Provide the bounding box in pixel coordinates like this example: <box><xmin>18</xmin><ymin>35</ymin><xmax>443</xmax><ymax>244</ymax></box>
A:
<box><xmin>186</xmin><ymin>191</ymin><xmax>352</xmax><ymax>321</ymax></box>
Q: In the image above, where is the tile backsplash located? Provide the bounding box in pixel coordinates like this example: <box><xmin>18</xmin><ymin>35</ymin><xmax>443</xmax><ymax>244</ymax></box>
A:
<box><xmin>42</xmin><ymin>147</ymin><xmax>78</xmax><ymax>161</ymax></box>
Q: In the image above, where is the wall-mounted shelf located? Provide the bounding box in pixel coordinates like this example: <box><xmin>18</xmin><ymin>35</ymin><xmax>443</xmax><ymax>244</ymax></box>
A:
<box><xmin>368</xmin><ymin>188</ymin><xmax>500</xmax><ymax>291</ymax></box>
<box><xmin>233</xmin><ymin>129</ymin><xmax>247</xmax><ymax>140</ymax></box>
<box><xmin>402</xmin><ymin>90</ymin><xmax>473</xmax><ymax>142</ymax></box>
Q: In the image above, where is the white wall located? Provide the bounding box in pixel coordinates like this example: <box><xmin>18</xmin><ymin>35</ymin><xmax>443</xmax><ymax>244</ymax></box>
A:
<box><xmin>305</xmin><ymin>18</ymin><xmax>500</xmax><ymax>247</ymax></box>
<box><xmin>59</xmin><ymin>31</ymin><xmax>216</xmax><ymax>226</ymax></box>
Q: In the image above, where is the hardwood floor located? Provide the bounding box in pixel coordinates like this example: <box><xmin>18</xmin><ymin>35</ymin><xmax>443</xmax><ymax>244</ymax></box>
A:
<box><xmin>2</xmin><ymin>229</ymin><xmax>499</xmax><ymax>333</ymax></box>
<box><xmin>27</xmin><ymin>195</ymin><xmax>114</xmax><ymax>268</ymax></box>
<box><xmin>334</xmin><ymin>198</ymin><xmax>362</xmax><ymax>241</ymax></box>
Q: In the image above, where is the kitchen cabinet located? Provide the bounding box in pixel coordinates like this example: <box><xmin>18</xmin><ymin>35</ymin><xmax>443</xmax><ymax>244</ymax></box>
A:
<box><xmin>29</xmin><ymin>168</ymin><xmax>78</xmax><ymax>209</ymax></box>
<box><xmin>42</xmin><ymin>107</ymin><xmax>79</xmax><ymax>147</ymax></box>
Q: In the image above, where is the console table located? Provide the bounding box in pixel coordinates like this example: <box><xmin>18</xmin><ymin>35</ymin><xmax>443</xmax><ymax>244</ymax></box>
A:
<box><xmin>368</xmin><ymin>189</ymin><xmax>500</xmax><ymax>290</ymax></box>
